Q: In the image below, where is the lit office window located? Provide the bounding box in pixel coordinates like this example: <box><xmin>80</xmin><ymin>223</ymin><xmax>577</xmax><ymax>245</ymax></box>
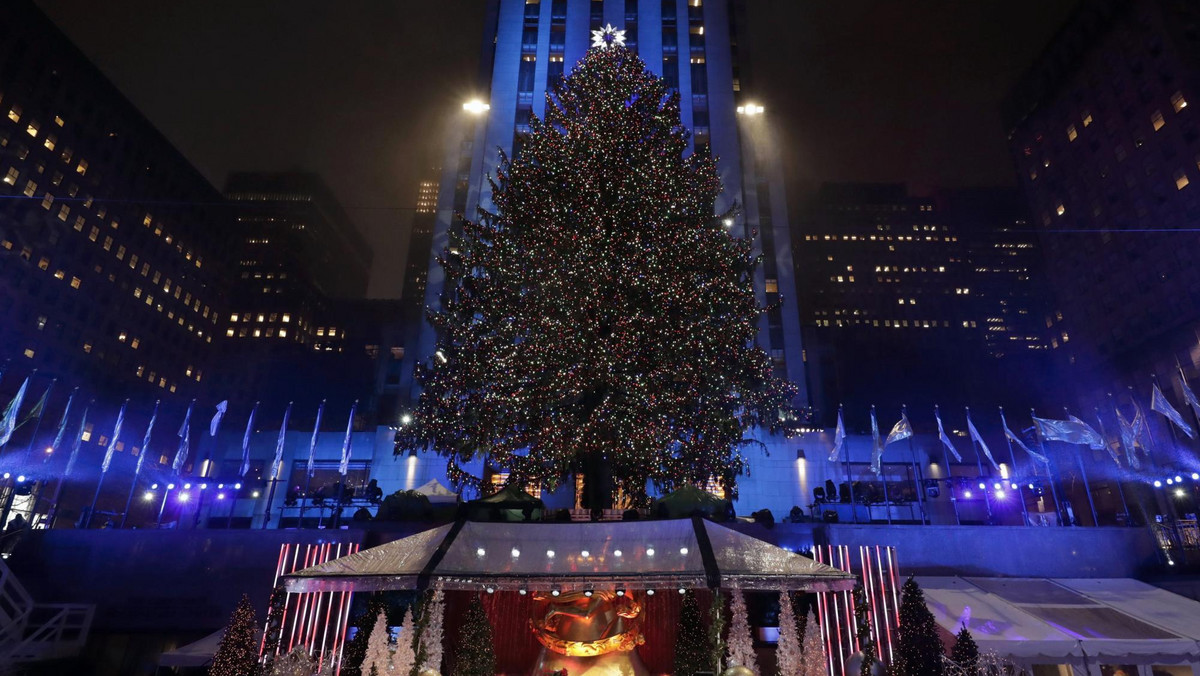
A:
<box><xmin>1172</xmin><ymin>91</ymin><xmax>1188</xmax><ymax>112</ymax></box>
<box><xmin>1152</xmin><ymin>110</ymin><xmax>1165</xmax><ymax>131</ymax></box>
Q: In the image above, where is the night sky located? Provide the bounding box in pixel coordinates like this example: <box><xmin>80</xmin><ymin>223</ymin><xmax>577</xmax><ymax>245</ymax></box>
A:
<box><xmin>34</xmin><ymin>0</ymin><xmax>1078</xmax><ymax>297</ymax></box>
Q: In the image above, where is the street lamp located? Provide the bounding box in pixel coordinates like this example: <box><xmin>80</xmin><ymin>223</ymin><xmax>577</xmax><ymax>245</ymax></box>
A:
<box><xmin>736</xmin><ymin>103</ymin><xmax>765</xmax><ymax>116</ymax></box>
<box><xmin>463</xmin><ymin>99</ymin><xmax>491</xmax><ymax>115</ymax></box>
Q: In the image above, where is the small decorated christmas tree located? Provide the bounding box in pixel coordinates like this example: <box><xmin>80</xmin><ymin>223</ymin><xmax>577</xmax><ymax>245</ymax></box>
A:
<box><xmin>852</xmin><ymin>583</ymin><xmax>876</xmax><ymax>676</ymax></box>
<box><xmin>949</xmin><ymin>625</ymin><xmax>979</xmax><ymax>676</ymax></box>
<box><xmin>392</xmin><ymin>606</ymin><xmax>417</xmax><ymax>676</ymax></box>
<box><xmin>775</xmin><ymin>591</ymin><xmax>802</xmax><ymax>676</ymax></box>
<box><xmin>452</xmin><ymin>595</ymin><xmax>494</xmax><ymax>676</ymax></box>
<box><xmin>892</xmin><ymin>576</ymin><xmax>945</xmax><ymax>676</ymax></box>
<box><xmin>726</xmin><ymin>588</ymin><xmax>758</xmax><ymax>673</ymax></box>
<box><xmin>260</xmin><ymin>584</ymin><xmax>288</xmax><ymax>674</ymax></box>
<box><xmin>343</xmin><ymin>594</ymin><xmax>388</xmax><ymax>676</ymax></box>
<box><xmin>209</xmin><ymin>594</ymin><xmax>258</xmax><ymax>676</ymax></box>
<box><xmin>801</xmin><ymin>608</ymin><xmax>826</xmax><ymax>676</ymax></box>
<box><xmin>674</xmin><ymin>590</ymin><xmax>708</xmax><ymax>676</ymax></box>
<box><xmin>419</xmin><ymin>588</ymin><xmax>445</xmax><ymax>675</ymax></box>
<box><xmin>362</xmin><ymin>611</ymin><xmax>392</xmax><ymax>676</ymax></box>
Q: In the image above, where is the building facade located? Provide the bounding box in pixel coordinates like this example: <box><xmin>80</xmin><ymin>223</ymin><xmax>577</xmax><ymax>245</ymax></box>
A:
<box><xmin>795</xmin><ymin>183</ymin><xmax>1053</xmax><ymax>422</ymax></box>
<box><xmin>1004</xmin><ymin>0</ymin><xmax>1200</xmax><ymax>422</ymax></box>
<box><xmin>0</xmin><ymin>0</ymin><xmax>234</xmax><ymax>406</ymax></box>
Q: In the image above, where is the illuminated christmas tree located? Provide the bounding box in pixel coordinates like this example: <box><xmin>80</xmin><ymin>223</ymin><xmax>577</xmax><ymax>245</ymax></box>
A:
<box><xmin>891</xmin><ymin>577</ymin><xmax>945</xmax><ymax>676</ymax></box>
<box><xmin>362</xmin><ymin>611</ymin><xmax>392</xmax><ymax>676</ymax></box>
<box><xmin>391</xmin><ymin>606</ymin><xmax>416</xmax><ymax>676</ymax></box>
<box><xmin>674</xmin><ymin>590</ymin><xmax>709</xmax><ymax>676</ymax></box>
<box><xmin>949</xmin><ymin>625</ymin><xmax>979</xmax><ymax>676</ymax></box>
<box><xmin>452</xmin><ymin>595</ymin><xmax>494</xmax><ymax>676</ymax></box>
<box><xmin>709</xmin><ymin>590</ymin><xmax>727</xmax><ymax>674</ymax></box>
<box><xmin>775</xmin><ymin>591</ymin><xmax>802</xmax><ymax>676</ymax></box>
<box><xmin>395</xmin><ymin>33</ymin><xmax>800</xmax><ymax>500</ymax></box>
<box><xmin>418</xmin><ymin>588</ymin><xmax>445</xmax><ymax>675</ymax></box>
<box><xmin>852</xmin><ymin>584</ymin><xmax>876</xmax><ymax>676</ymax></box>
<box><xmin>800</xmin><ymin>608</ymin><xmax>826</xmax><ymax>676</ymax></box>
<box><xmin>726</xmin><ymin>588</ymin><xmax>758</xmax><ymax>672</ymax></box>
<box><xmin>343</xmin><ymin>594</ymin><xmax>388</xmax><ymax>676</ymax></box>
<box><xmin>209</xmin><ymin>594</ymin><xmax>258</xmax><ymax>676</ymax></box>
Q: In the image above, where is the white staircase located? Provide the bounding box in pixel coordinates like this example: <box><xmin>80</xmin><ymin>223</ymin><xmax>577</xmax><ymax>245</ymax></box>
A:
<box><xmin>0</xmin><ymin>552</ymin><xmax>93</xmax><ymax>663</ymax></box>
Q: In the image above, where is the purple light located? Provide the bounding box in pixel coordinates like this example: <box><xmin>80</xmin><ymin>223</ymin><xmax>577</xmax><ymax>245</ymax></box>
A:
<box><xmin>178</xmin><ymin>492</ymin><xmax>190</xmax><ymax>502</ymax></box>
<box><xmin>964</xmin><ymin>490</ymin><xmax>973</xmax><ymax>498</ymax></box>
<box><xmin>217</xmin><ymin>493</ymin><xmax>227</xmax><ymax>500</ymax></box>
<box><xmin>978</xmin><ymin>482</ymin><xmax>986</xmax><ymax>490</ymax></box>
<box><xmin>995</xmin><ymin>490</ymin><xmax>1007</xmax><ymax>499</ymax></box>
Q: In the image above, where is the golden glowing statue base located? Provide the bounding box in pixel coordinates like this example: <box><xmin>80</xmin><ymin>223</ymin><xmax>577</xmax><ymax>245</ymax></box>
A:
<box><xmin>529</xmin><ymin>590</ymin><xmax>649</xmax><ymax>676</ymax></box>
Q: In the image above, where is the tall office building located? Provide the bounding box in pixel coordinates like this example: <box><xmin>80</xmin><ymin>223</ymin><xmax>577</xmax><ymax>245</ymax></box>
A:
<box><xmin>796</xmin><ymin>184</ymin><xmax>1052</xmax><ymax>421</ymax></box>
<box><xmin>411</xmin><ymin>0</ymin><xmax>808</xmax><ymax>511</ymax></box>
<box><xmin>1003</xmin><ymin>0</ymin><xmax>1200</xmax><ymax>410</ymax></box>
<box><xmin>416</xmin><ymin>0</ymin><xmax>806</xmax><ymax>399</ymax></box>
<box><xmin>0</xmin><ymin>0</ymin><xmax>233</xmax><ymax>404</ymax></box>
<box><xmin>397</xmin><ymin>177</ymin><xmax>438</xmax><ymax>407</ymax></box>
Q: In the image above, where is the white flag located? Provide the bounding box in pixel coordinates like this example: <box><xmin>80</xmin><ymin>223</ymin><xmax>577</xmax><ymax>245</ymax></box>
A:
<box><xmin>1151</xmin><ymin>384</ymin><xmax>1194</xmax><ymax>439</ymax></box>
<box><xmin>173</xmin><ymin>401</ymin><xmax>194</xmax><ymax>474</ymax></box>
<box><xmin>1002</xmin><ymin>410</ymin><xmax>1047</xmax><ymax>465</ymax></box>
<box><xmin>64</xmin><ymin>405</ymin><xmax>89</xmax><ymax>478</ymax></box>
<box><xmin>1114</xmin><ymin>404</ymin><xmax>1143</xmax><ymax>469</ymax></box>
<box><xmin>968</xmin><ymin>410</ymin><xmax>1002</xmax><ymax>470</ymax></box>
<box><xmin>308</xmin><ymin>400</ymin><xmax>325</xmax><ymax>477</ymax></box>
<box><xmin>272</xmin><ymin>402</ymin><xmax>292</xmax><ymax>480</ymax></box>
<box><xmin>50</xmin><ymin>388</ymin><xmax>77</xmax><ymax>456</ymax></box>
<box><xmin>935</xmin><ymin>407</ymin><xmax>962</xmax><ymax>461</ymax></box>
<box><xmin>210</xmin><ymin>400</ymin><xmax>228</xmax><ymax>437</ymax></box>
<box><xmin>101</xmin><ymin>400</ymin><xmax>128</xmax><ymax>474</ymax></box>
<box><xmin>135</xmin><ymin>401</ymin><xmax>160</xmax><ymax>476</ymax></box>
<box><xmin>339</xmin><ymin>401</ymin><xmax>358</xmax><ymax>476</ymax></box>
<box><xmin>241</xmin><ymin>403</ymin><xmax>259</xmax><ymax>478</ymax></box>
<box><xmin>0</xmin><ymin>376</ymin><xmax>30</xmax><ymax>448</ymax></box>
<box><xmin>885</xmin><ymin>411</ymin><xmax>913</xmax><ymax>446</ymax></box>
<box><xmin>869</xmin><ymin>407</ymin><xmax>883</xmax><ymax>475</ymax></box>
<box><xmin>1179</xmin><ymin>370</ymin><xmax>1200</xmax><ymax>423</ymax></box>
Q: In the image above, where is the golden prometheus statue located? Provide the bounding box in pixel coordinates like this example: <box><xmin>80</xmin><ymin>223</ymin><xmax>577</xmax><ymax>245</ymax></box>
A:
<box><xmin>529</xmin><ymin>589</ymin><xmax>649</xmax><ymax>676</ymax></box>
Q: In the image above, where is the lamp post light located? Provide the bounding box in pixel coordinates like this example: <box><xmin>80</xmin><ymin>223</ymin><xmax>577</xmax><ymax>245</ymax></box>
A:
<box><xmin>736</xmin><ymin>103</ymin><xmax>765</xmax><ymax>116</ymax></box>
<box><xmin>463</xmin><ymin>99</ymin><xmax>491</xmax><ymax>115</ymax></box>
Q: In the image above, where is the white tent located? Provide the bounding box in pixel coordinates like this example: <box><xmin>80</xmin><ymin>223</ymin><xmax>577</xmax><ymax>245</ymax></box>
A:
<box><xmin>413</xmin><ymin>478</ymin><xmax>458</xmax><ymax>503</ymax></box>
<box><xmin>918</xmin><ymin>576</ymin><xmax>1200</xmax><ymax>674</ymax></box>
<box><xmin>284</xmin><ymin>518</ymin><xmax>855</xmax><ymax>594</ymax></box>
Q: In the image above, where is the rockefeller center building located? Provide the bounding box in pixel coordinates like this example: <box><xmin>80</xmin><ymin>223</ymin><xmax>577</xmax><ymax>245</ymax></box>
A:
<box><xmin>1004</xmin><ymin>0</ymin><xmax>1200</xmax><ymax>417</ymax></box>
<box><xmin>413</xmin><ymin>0</ymin><xmax>809</xmax><ymax>507</ymax></box>
<box><xmin>0</xmin><ymin>0</ymin><xmax>234</xmax><ymax>405</ymax></box>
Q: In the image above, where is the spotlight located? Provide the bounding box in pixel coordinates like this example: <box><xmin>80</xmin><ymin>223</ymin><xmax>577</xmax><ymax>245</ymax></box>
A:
<box><xmin>44</xmin><ymin>446</ymin><xmax>53</xmax><ymax>454</ymax></box>
<box><xmin>551</xmin><ymin>588</ymin><xmax>561</xmax><ymax>597</ymax></box>
<box><xmin>1193</xmin><ymin>473</ymin><xmax>1200</xmax><ymax>481</ymax></box>
<box><xmin>16</xmin><ymin>475</ymin><xmax>25</xmax><ymax>483</ymax></box>
<box><xmin>1028</xmin><ymin>483</ymin><xmax>1034</xmax><ymax>490</ymax></box>
<box><xmin>1175</xmin><ymin>488</ymin><xmax>1186</xmax><ymax>498</ymax></box>
<box><xmin>199</xmin><ymin>483</ymin><xmax>207</xmax><ymax>490</ymax></box>
<box><xmin>978</xmin><ymin>482</ymin><xmax>986</xmax><ymax>490</ymax></box>
<box><xmin>584</xmin><ymin>589</ymin><xmax>594</xmax><ymax>597</ymax></box>
<box><xmin>581</xmin><ymin>550</ymin><xmax>590</xmax><ymax>558</ymax></box>
<box><xmin>995</xmin><ymin>490</ymin><xmax>1007</xmax><ymax>499</ymax></box>
<box><xmin>218</xmin><ymin>483</ymin><xmax>224</xmax><ymax>489</ymax></box>
<box><xmin>993</xmin><ymin>483</ymin><xmax>1002</xmax><ymax>491</ymax></box>
<box><xmin>1154</xmin><ymin>480</ymin><xmax>1163</xmax><ymax>488</ymax></box>
<box><xmin>1011</xmin><ymin>483</ymin><xmax>1018</xmax><ymax>490</ymax></box>
<box><xmin>167</xmin><ymin>483</ymin><xmax>176</xmax><ymax>490</ymax></box>
<box><xmin>1</xmin><ymin>473</ymin><xmax>8</xmax><ymax>479</ymax></box>
<box><xmin>546</xmin><ymin>549</ymin><xmax>555</xmax><ymax>558</ymax></box>
<box><xmin>400</xmin><ymin>414</ymin><xmax>412</xmax><ymax>425</ymax></box>
<box><xmin>679</xmin><ymin>547</ymin><xmax>689</xmax><ymax>555</ymax></box>
<box><xmin>217</xmin><ymin>493</ymin><xmax>226</xmax><ymax>500</ymax></box>
<box><xmin>143</xmin><ymin>491</ymin><xmax>155</xmax><ymax>501</ymax></box>
<box><xmin>183</xmin><ymin>483</ymin><xmax>191</xmax><ymax>489</ymax></box>
<box><xmin>234</xmin><ymin>483</ymin><xmax>242</xmax><ymax>490</ymax></box>
<box><xmin>1167</xmin><ymin>479</ymin><xmax>1174</xmax><ymax>486</ymax></box>
<box><xmin>178</xmin><ymin>492</ymin><xmax>190</xmax><ymax>502</ymax></box>
<box><xmin>252</xmin><ymin>491</ymin><xmax>261</xmax><ymax>498</ymax></box>
<box><xmin>678</xmin><ymin>588</ymin><xmax>686</xmax><ymax>595</ymax></box>
<box><xmin>722</xmin><ymin>217</ymin><xmax>734</xmax><ymax>227</ymax></box>
<box><xmin>646</xmin><ymin>548</ymin><xmax>655</xmax><ymax>557</ymax></box>
<box><xmin>476</xmin><ymin>547</ymin><xmax>486</xmax><ymax>557</ymax></box>
<box><xmin>646</xmin><ymin>589</ymin><xmax>655</xmax><ymax>596</ymax></box>
<box><xmin>485</xmin><ymin>586</ymin><xmax>495</xmax><ymax>594</ymax></box>
<box><xmin>614</xmin><ymin>549</ymin><xmax>623</xmax><ymax>557</ymax></box>
<box><xmin>511</xmin><ymin>548</ymin><xmax>520</xmax><ymax>558</ymax></box>
<box><xmin>151</xmin><ymin>483</ymin><xmax>159</xmax><ymax>490</ymax></box>
<box><xmin>964</xmin><ymin>490</ymin><xmax>973</xmax><ymax>499</ymax></box>
<box><xmin>518</xmin><ymin>588</ymin><xmax>528</xmax><ymax>596</ymax></box>
<box><xmin>1175</xmin><ymin>475</ymin><xmax>1184</xmax><ymax>483</ymax></box>
<box><xmin>616</xmin><ymin>589</ymin><xmax>626</xmax><ymax>597</ymax></box>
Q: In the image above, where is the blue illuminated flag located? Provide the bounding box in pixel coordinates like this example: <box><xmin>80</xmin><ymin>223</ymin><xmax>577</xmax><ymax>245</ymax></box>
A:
<box><xmin>172</xmin><ymin>401</ymin><xmax>194</xmax><ymax>473</ymax></box>
<box><xmin>101</xmin><ymin>400</ymin><xmax>128</xmax><ymax>474</ymax></box>
<box><xmin>969</xmin><ymin>409</ymin><xmax>1002</xmax><ymax>469</ymax></box>
<box><xmin>340</xmin><ymin>401</ymin><xmax>358</xmax><ymax>476</ymax></box>
<box><xmin>0</xmin><ymin>377</ymin><xmax>29</xmax><ymax>448</ymax></box>
<box><xmin>240</xmin><ymin>402</ymin><xmax>259</xmax><ymax>478</ymax></box>
<box><xmin>1151</xmin><ymin>384</ymin><xmax>1194</xmax><ymax>439</ymax></box>
<box><xmin>308</xmin><ymin>400</ymin><xmax>325</xmax><ymax>477</ymax></box>
<box><xmin>271</xmin><ymin>402</ymin><xmax>292</xmax><ymax>481</ymax></box>
<box><xmin>935</xmin><ymin>407</ymin><xmax>962</xmax><ymax>462</ymax></box>
<box><xmin>828</xmin><ymin>408</ymin><xmax>846</xmax><ymax>462</ymax></box>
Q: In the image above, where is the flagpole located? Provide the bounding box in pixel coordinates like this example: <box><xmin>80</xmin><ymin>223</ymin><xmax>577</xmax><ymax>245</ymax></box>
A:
<box><xmin>935</xmin><ymin>406</ymin><xmax>960</xmax><ymax>526</ymax></box>
<box><xmin>21</xmin><ymin>378</ymin><xmax>55</xmax><ymax>465</ymax></box>
<box><xmin>1092</xmin><ymin>406</ymin><xmax>1131</xmax><ymax>525</ymax></box>
<box><xmin>901</xmin><ymin>405</ymin><xmax>927</xmax><ymax>525</ymax></box>
<box><xmin>1063</xmin><ymin>406</ymin><xmax>1099</xmax><ymax>527</ymax></box>
<box><xmin>998</xmin><ymin>406</ymin><xmax>1029</xmax><ymax>526</ymax></box>
<box><xmin>121</xmin><ymin>400</ymin><xmax>159</xmax><ymax>529</ymax></box>
<box><xmin>87</xmin><ymin>399</ymin><xmax>129</xmax><ymax>528</ymax></box>
<box><xmin>48</xmin><ymin>398</ymin><xmax>90</xmax><ymax>529</ymax></box>
<box><xmin>1132</xmin><ymin>384</ymin><xmax>1185</xmax><ymax>550</ymax></box>
<box><xmin>842</xmin><ymin>405</ymin><xmax>858</xmax><ymax>524</ymax></box>
<box><xmin>1030</xmin><ymin>408</ymin><xmax>1064</xmax><ymax>527</ymax></box>
<box><xmin>965</xmin><ymin>407</ymin><xmax>992</xmax><ymax>525</ymax></box>
<box><xmin>1148</xmin><ymin>375</ymin><xmax>1188</xmax><ymax>529</ymax></box>
<box><xmin>873</xmin><ymin>405</ymin><xmax>891</xmax><ymax>526</ymax></box>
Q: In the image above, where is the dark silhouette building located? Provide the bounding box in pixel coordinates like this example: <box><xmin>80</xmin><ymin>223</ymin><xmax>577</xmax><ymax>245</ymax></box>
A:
<box><xmin>795</xmin><ymin>183</ymin><xmax>1052</xmax><ymax>423</ymax></box>
<box><xmin>0</xmin><ymin>0</ymin><xmax>235</xmax><ymax>405</ymax></box>
<box><xmin>1003</xmin><ymin>0</ymin><xmax>1200</xmax><ymax>417</ymax></box>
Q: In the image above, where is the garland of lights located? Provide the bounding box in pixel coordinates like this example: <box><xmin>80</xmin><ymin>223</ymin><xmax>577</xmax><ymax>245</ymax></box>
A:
<box><xmin>395</xmin><ymin>41</ymin><xmax>800</xmax><ymax>501</ymax></box>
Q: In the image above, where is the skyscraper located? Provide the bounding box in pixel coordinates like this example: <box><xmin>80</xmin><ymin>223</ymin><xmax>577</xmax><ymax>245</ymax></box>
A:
<box><xmin>415</xmin><ymin>0</ymin><xmax>806</xmax><ymax>406</ymax></box>
<box><xmin>1003</xmin><ymin>0</ymin><xmax>1200</xmax><ymax>410</ymax></box>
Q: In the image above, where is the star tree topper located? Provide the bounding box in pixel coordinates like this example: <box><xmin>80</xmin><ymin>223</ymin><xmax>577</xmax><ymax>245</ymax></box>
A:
<box><xmin>590</xmin><ymin>23</ymin><xmax>626</xmax><ymax>50</ymax></box>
